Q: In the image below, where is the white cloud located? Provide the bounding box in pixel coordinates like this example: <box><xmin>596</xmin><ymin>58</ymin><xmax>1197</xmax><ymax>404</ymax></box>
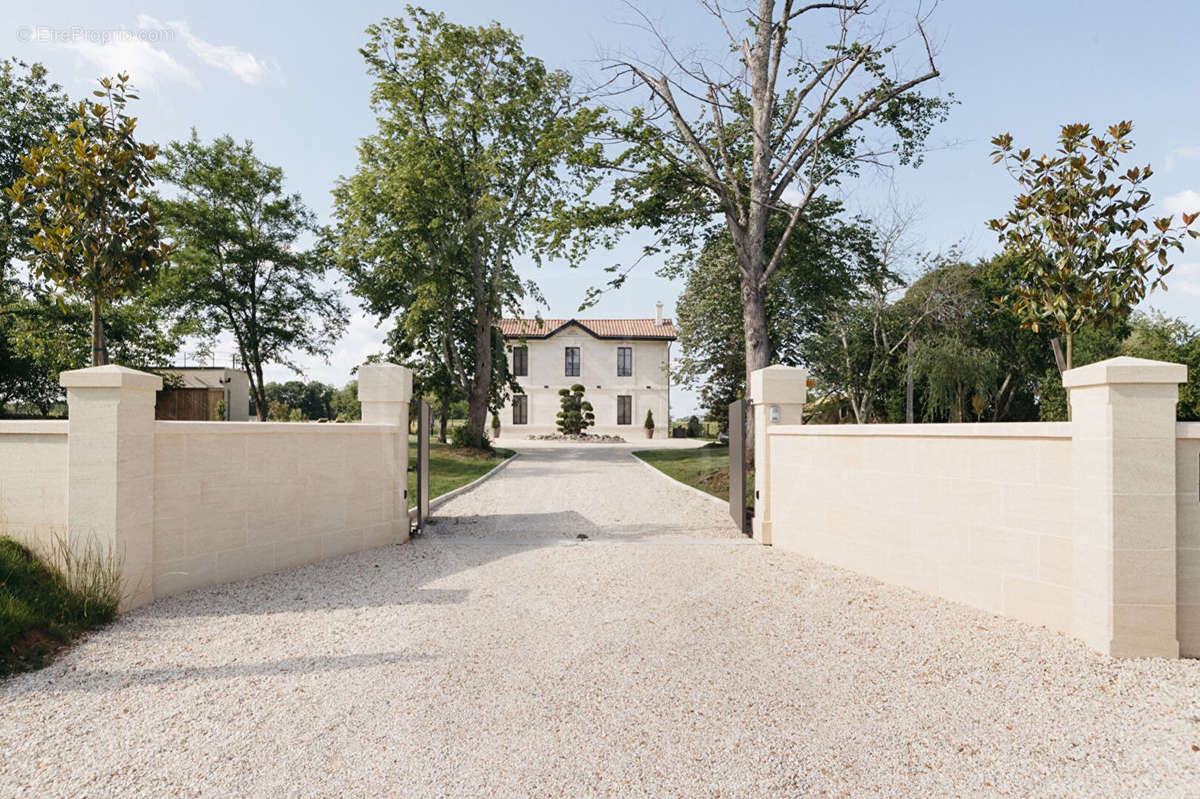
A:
<box><xmin>1163</xmin><ymin>190</ymin><xmax>1200</xmax><ymax>217</ymax></box>
<box><xmin>1167</xmin><ymin>146</ymin><xmax>1200</xmax><ymax>170</ymax></box>
<box><xmin>139</xmin><ymin>14</ymin><xmax>270</xmax><ymax>85</ymax></box>
<box><xmin>56</xmin><ymin>32</ymin><xmax>199</xmax><ymax>89</ymax></box>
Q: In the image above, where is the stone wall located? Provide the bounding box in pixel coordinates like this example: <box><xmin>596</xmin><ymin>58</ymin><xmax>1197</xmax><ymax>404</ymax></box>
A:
<box><xmin>754</xmin><ymin>357</ymin><xmax>1191</xmax><ymax>659</ymax></box>
<box><xmin>0</xmin><ymin>362</ymin><xmax>412</xmax><ymax>610</ymax></box>
<box><xmin>151</xmin><ymin>421</ymin><xmax>407</xmax><ymax>599</ymax></box>
<box><xmin>1176</xmin><ymin>426</ymin><xmax>1200</xmax><ymax>656</ymax></box>
<box><xmin>0</xmin><ymin>420</ymin><xmax>69</xmax><ymax>554</ymax></box>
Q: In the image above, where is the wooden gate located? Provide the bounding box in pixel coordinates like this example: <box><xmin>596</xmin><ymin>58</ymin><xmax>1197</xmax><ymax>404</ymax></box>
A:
<box><xmin>156</xmin><ymin>388</ymin><xmax>225</xmax><ymax>421</ymax></box>
<box><xmin>728</xmin><ymin>399</ymin><xmax>751</xmax><ymax>536</ymax></box>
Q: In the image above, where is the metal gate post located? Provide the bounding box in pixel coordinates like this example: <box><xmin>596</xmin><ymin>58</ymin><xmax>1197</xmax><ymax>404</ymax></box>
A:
<box><xmin>728</xmin><ymin>399</ymin><xmax>751</xmax><ymax>535</ymax></box>
<box><xmin>415</xmin><ymin>399</ymin><xmax>431</xmax><ymax>534</ymax></box>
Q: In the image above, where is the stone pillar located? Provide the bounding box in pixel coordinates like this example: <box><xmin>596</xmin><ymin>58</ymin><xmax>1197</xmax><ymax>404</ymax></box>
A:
<box><xmin>748</xmin><ymin>365</ymin><xmax>808</xmax><ymax>546</ymax></box>
<box><xmin>61</xmin><ymin>365</ymin><xmax>161</xmax><ymax>609</ymax></box>
<box><xmin>1064</xmin><ymin>356</ymin><xmax>1185</xmax><ymax>658</ymax></box>
<box><xmin>358</xmin><ymin>363</ymin><xmax>413</xmax><ymax>426</ymax></box>
<box><xmin>357</xmin><ymin>363</ymin><xmax>413</xmax><ymax>538</ymax></box>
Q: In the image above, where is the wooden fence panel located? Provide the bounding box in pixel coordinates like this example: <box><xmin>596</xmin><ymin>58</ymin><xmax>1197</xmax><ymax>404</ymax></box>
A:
<box><xmin>156</xmin><ymin>388</ymin><xmax>225</xmax><ymax>421</ymax></box>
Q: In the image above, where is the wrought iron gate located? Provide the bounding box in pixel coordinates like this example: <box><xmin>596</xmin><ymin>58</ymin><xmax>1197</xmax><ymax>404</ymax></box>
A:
<box><xmin>414</xmin><ymin>399</ymin><xmax>431</xmax><ymax>534</ymax></box>
<box><xmin>728</xmin><ymin>399</ymin><xmax>751</xmax><ymax>536</ymax></box>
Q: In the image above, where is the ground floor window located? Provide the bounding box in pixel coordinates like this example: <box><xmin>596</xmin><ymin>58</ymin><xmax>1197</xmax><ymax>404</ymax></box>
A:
<box><xmin>513</xmin><ymin>394</ymin><xmax>528</xmax><ymax>425</ymax></box>
<box><xmin>617</xmin><ymin>395</ymin><xmax>632</xmax><ymax>425</ymax></box>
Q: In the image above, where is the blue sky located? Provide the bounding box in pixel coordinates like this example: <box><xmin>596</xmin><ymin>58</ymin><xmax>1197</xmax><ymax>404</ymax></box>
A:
<box><xmin>7</xmin><ymin>1</ymin><xmax>1200</xmax><ymax>417</ymax></box>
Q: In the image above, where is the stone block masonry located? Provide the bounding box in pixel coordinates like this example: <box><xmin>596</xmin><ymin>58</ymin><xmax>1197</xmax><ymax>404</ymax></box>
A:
<box><xmin>0</xmin><ymin>362</ymin><xmax>412</xmax><ymax>610</ymax></box>
<box><xmin>753</xmin><ymin>356</ymin><xmax>1197</xmax><ymax>658</ymax></box>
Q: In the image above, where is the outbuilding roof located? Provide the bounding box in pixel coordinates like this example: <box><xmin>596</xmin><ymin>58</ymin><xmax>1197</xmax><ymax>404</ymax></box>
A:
<box><xmin>497</xmin><ymin>318</ymin><xmax>676</xmax><ymax>341</ymax></box>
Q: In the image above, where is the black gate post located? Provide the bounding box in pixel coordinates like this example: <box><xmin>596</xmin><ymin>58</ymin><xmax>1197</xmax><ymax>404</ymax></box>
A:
<box><xmin>728</xmin><ymin>399</ymin><xmax>751</xmax><ymax>536</ymax></box>
<box><xmin>415</xmin><ymin>399</ymin><xmax>431</xmax><ymax>534</ymax></box>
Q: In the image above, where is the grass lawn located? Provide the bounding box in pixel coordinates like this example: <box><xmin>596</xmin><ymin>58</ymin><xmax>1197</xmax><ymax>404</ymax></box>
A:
<box><xmin>407</xmin><ymin>437</ymin><xmax>514</xmax><ymax>510</ymax></box>
<box><xmin>633</xmin><ymin>444</ymin><xmax>754</xmax><ymax>508</ymax></box>
<box><xmin>1</xmin><ymin>537</ymin><xmax>119</xmax><ymax>677</ymax></box>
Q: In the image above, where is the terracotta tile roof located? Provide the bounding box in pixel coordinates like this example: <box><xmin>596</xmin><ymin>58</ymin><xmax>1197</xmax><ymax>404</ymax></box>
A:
<box><xmin>497</xmin><ymin>318</ymin><xmax>677</xmax><ymax>340</ymax></box>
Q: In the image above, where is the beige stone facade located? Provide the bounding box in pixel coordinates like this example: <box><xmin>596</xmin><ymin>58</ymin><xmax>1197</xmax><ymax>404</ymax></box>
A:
<box><xmin>496</xmin><ymin>314</ymin><xmax>675</xmax><ymax>436</ymax></box>
<box><xmin>0</xmin><ymin>420</ymin><xmax>68</xmax><ymax>554</ymax></box>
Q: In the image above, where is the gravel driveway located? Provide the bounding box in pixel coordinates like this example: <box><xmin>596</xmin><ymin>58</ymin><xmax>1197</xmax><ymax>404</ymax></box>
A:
<box><xmin>3</xmin><ymin>442</ymin><xmax>1200</xmax><ymax>797</ymax></box>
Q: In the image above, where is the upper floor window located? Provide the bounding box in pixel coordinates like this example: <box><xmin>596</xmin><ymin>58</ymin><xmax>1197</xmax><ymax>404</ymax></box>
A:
<box><xmin>512</xmin><ymin>346</ymin><xmax>528</xmax><ymax>377</ymax></box>
<box><xmin>565</xmin><ymin>346</ymin><xmax>580</xmax><ymax>377</ymax></box>
<box><xmin>617</xmin><ymin>346</ymin><xmax>632</xmax><ymax>377</ymax></box>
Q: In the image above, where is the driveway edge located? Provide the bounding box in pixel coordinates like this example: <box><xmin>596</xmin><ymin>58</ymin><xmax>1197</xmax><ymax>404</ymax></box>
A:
<box><xmin>408</xmin><ymin>451</ymin><xmax>519</xmax><ymax>521</ymax></box>
<box><xmin>630</xmin><ymin>451</ymin><xmax>729</xmax><ymax>508</ymax></box>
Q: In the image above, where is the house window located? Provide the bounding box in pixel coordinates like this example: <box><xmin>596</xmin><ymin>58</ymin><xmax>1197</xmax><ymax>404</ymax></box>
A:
<box><xmin>565</xmin><ymin>346</ymin><xmax>580</xmax><ymax>377</ymax></box>
<box><xmin>617</xmin><ymin>395</ymin><xmax>632</xmax><ymax>425</ymax></box>
<box><xmin>512</xmin><ymin>346</ymin><xmax>528</xmax><ymax>376</ymax></box>
<box><xmin>512</xmin><ymin>394</ymin><xmax>528</xmax><ymax>425</ymax></box>
<box><xmin>617</xmin><ymin>346</ymin><xmax>632</xmax><ymax>377</ymax></box>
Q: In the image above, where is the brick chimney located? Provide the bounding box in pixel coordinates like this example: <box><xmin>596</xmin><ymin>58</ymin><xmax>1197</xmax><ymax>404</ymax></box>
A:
<box><xmin>655</xmin><ymin>301</ymin><xmax>664</xmax><ymax>326</ymax></box>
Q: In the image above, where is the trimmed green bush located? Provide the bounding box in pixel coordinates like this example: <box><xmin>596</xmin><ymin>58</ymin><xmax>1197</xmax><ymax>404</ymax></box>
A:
<box><xmin>556</xmin><ymin>384</ymin><xmax>595</xmax><ymax>434</ymax></box>
<box><xmin>450</xmin><ymin>423</ymin><xmax>493</xmax><ymax>452</ymax></box>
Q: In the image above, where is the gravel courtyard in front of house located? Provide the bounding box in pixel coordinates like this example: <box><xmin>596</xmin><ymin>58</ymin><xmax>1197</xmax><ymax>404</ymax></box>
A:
<box><xmin>2</xmin><ymin>441</ymin><xmax>1199</xmax><ymax>797</ymax></box>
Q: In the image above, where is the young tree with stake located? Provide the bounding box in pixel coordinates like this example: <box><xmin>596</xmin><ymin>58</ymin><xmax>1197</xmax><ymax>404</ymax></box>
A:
<box><xmin>7</xmin><ymin>74</ymin><xmax>169</xmax><ymax>366</ymax></box>
<box><xmin>989</xmin><ymin>121</ymin><xmax>1200</xmax><ymax>372</ymax></box>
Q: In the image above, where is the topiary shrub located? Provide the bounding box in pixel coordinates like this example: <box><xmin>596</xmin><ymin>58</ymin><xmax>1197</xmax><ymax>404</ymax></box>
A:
<box><xmin>687</xmin><ymin>415</ymin><xmax>702</xmax><ymax>437</ymax></box>
<box><xmin>556</xmin><ymin>384</ymin><xmax>595</xmax><ymax>434</ymax></box>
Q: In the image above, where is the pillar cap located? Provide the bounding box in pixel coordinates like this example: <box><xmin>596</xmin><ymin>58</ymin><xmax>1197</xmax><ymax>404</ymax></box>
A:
<box><xmin>1062</xmin><ymin>356</ymin><xmax>1187</xmax><ymax>389</ymax></box>
<box><xmin>358</xmin><ymin>362</ymin><xmax>413</xmax><ymax>403</ymax></box>
<box><xmin>749</xmin><ymin>364</ymin><xmax>808</xmax><ymax>403</ymax></box>
<box><xmin>60</xmin><ymin>364</ymin><xmax>162</xmax><ymax>391</ymax></box>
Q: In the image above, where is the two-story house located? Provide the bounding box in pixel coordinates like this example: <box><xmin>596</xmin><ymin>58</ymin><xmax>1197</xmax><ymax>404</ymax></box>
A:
<box><xmin>497</xmin><ymin>303</ymin><xmax>676</xmax><ymax>436</ymax></box>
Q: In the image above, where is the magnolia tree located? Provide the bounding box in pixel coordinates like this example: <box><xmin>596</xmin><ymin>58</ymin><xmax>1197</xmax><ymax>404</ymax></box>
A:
<box><xmin>6</xmin><ymin>74</ymin><xmax>169</xmax><ymax>366</ymax></box>
<box><xmin>989</xmin><ymin>121</ymin><xmax>1200</xmax><ymax>371</ymax></box>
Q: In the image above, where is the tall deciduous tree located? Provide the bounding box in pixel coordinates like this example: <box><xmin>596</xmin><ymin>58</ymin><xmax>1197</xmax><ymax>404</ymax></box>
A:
<box><xmin>596</xmin><ymin>0</ymin><xmax>949</xmax><ymax>457</ymax></box>
<box><xmin>674</xmin><ymin>197</ymin><xmax>878</xmax><ymax>422</ymax></box>
<box><xmin>0</xmin><ymin>59</ymin><xmax>69</xmax><ymax>279</ymax></box>
<box><xmin>0</xmin><ymin>59</ymin><xmax>70</xmax><ymax>408</ymax></box>
<box><xmin>6</xmin><ymin>74</ymin><xmax>169</xmax><ymax>365</ymax></box>
<box><xmin>152</xmin><ymin>132</ymin><xmax>348</xmax><ymax>421</ymax></box>
<box><xmin>331</xmin><ymin>8</ymin><xmax>602</xmax><ymax>448</ymax></box>
<box><xmin>989</xmin><ymin>121</ymin><xmax>1200</xmax><ymax>371</ymax></box>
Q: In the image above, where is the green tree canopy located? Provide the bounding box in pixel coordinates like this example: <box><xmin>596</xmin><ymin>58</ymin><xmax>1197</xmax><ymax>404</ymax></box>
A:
<box><xmin>6</xmin><ymin>73</ymin><xmax>169</xmax><ymax>366</ymax></box>
<box><xmin>0</xmin><ymin>58</ymin><xmax>69</xmax><ymax>278</ymax></box>
<box><xmin>331</xmin><ymin>7</ymin><xmax>602</xmax><ymax>448</ymax></box>
<box><xmin>152</xmin><ymin>131</ymin><xmax>348</xmax><ymax>421</ymax></box>
<box><xmin>989</xmin><ymin>121</ymin><xmax>1200</xmax><ymax>370</ymax></box>
<box><xmin>673</xmin><ymin>197</ymin><xmax>878</xmax><ymax>422</ymax></box>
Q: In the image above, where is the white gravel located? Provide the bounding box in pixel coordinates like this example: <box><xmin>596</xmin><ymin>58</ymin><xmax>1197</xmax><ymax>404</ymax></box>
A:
<box><xmin>3</xmin><ymin>442</ymin><xmax>1200</xmax><ymax>797</ymax></box>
